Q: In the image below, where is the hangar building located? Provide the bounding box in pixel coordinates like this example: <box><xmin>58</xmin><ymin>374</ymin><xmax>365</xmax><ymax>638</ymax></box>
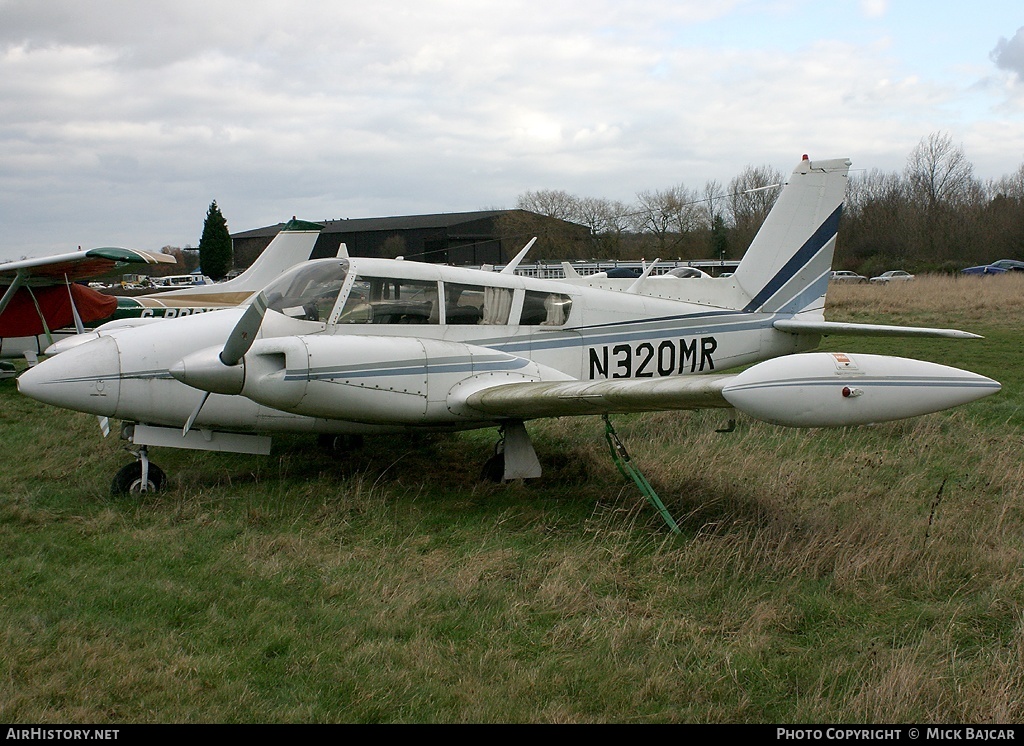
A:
<box><xmin>230</xmin><ymin>210</ymin><xmax>590</xmax><ymax>270</ymax></box>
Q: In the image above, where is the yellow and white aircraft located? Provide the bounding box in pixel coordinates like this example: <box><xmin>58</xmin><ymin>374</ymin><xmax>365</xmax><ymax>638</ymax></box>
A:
<box><xmin>17</xmin><ymin>157</ymin><xmax>1001</xmax><ymax>494</ymax></box>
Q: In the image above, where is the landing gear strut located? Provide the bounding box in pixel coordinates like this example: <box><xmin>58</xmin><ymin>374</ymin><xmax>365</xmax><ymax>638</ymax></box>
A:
<box><xmin>111</xmin><ymin>445</ymin><xmax>167</xmax><ymax>495</ymax></box>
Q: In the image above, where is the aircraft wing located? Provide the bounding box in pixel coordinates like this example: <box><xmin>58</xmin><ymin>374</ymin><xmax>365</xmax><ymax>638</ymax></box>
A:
<box><xmin>0</xmin><ymin>247</ymin><xmax>176</xmax><ymax>284</ymax></box>
<box><xmin>465</xmin><ymin>375</ymin><xmax>734</xmax><ymax>419</ymax></box>
<box><xmin>463</xmin><ymin>351</ymin><xmax>999</xmax><ymax>427</ymax></box>
<box><xmin>772</xmin><ymin>319</ymin><xmax>982</xmax><ymax>339</ymax></box>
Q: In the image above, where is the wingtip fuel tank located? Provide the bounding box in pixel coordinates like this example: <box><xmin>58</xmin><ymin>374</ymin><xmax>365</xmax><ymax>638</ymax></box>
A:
<box><xmin>721</xmin><ymin>352</ymin><xmax>1001</xmax><ymax>428</ymax></box>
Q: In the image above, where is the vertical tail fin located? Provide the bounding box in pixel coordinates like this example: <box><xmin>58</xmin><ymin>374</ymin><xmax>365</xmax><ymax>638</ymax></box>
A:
<box><xmin>732</xmin><ymin>156</ymin><xmax>850</xmax><ymax>315</ymax></box>
<box><xmin>215</xmin><ymin>218</ymin><xmax>324</xmax><ymax>292</ymax></box>
<box><xmin>159</xmin><ymin>218</ymin><xmax>324</xmax><ymax>300</ymax></box>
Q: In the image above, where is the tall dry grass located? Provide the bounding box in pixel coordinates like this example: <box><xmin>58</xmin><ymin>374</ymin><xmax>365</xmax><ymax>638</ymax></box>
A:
<box><xmin>827</xmin><ymin>273</ymin><xmax>1024</xmax><ymax>327</ymax></box>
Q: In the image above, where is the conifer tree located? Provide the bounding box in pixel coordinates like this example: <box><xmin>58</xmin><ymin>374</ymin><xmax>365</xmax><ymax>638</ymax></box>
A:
<box><xmin>198</xmin><ymin>200</ymin><xmax>232</xmax><ymax>281</ymax></box>
<box><xmin>711</xmin><ymin>213</ymin><xmax>729</xmax><ymax>261</ymax></box>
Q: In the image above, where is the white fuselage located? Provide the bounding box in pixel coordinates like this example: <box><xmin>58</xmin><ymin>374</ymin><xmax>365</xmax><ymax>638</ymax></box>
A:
<box><xmin>18</xmin><ymin>257</ymin><xmax>818</xmax><ymax>436</ymax></box>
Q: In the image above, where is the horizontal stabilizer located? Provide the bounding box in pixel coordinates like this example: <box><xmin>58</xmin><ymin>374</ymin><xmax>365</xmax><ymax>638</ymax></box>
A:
<box><xmin>773</xmin><ymin>319</ymin><xmax>982</xmax><ymax>339</ymax></box>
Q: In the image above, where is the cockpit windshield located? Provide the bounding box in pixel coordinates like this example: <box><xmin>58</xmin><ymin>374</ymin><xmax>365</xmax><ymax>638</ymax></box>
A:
<box><xmin>262</xmin><ymin>259</ymin><xmax>349</xmax><ymax>322</ymax></box>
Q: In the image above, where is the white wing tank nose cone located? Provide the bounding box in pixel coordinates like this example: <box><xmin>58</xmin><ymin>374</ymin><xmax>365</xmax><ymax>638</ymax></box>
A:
<box><xmin>721</xmin><ymin>352</ymin><xmax>1001</xmax><ymax>428</ymax></box>
<box><xmin>16</xmin><ymin>335</ymin><xmax>122</xmax><ymax>416</ymax></box>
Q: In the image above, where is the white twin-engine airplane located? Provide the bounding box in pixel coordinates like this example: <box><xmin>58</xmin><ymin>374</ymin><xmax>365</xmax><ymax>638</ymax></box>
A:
<box><xmin>17</xmin><ymin>156</ymin><xmax>1001</xmax><ymax>494</ymax></box>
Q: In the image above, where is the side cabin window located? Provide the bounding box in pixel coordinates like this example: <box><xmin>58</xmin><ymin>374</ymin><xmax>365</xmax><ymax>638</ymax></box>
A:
<box><xmin>443</xmin><ymin>283</ymin><xmax>512</xmax><ymax>325</ymax></box>
<box><xmin>519</xmin><ymin>290</ymin><xmax>573</xmax><ymax>326</ymax></box>
<box><xmin>337</xmin><ymin>276</ymin><xmax>439</xmax><ymax>324</ymax></box>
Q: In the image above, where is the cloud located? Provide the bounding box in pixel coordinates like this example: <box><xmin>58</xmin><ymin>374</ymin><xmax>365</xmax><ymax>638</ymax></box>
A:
<box><xmin>991</xmin><ymin>26</ymin><xmax>1024</xmax><ymax>77</ymax></box>
<box><xmin>0</xmin><ymin>1</ymin><xmax>1021</xmax><ymax>257</ymax></box>
<box><xmin>859</xmin><ymin>0</ymin><xmax>889</xmax><ymax>19</ymax></box>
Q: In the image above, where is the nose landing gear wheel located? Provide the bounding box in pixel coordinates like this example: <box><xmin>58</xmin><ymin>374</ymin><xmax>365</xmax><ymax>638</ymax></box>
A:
<box><xmin>111</xmin><ymin>461</ymin><xmax>167</xmax><ymax>495</ymax></box>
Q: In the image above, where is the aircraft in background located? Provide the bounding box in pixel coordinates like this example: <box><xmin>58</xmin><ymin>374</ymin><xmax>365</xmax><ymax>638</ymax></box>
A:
<box><xmin>0</xmin><ymin>245</ymin><xmax>177</xmax><ymax>365</ymax></box>
<box><xmin>81</xmin><ymin>218</ymin><xmax>329</xmax><ymax>323</ymax></box>
<box><xmin>18</xmin><ymin>218</ymin><xmax>332</xmax><ymax>358</ymax></box>
<box><xmin>18</xmin><ymin>157</ymin><xmax>1001</xmax><ymax>496</ymax></box>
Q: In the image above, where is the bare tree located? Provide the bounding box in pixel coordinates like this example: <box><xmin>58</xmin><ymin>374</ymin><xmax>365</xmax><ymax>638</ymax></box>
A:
<box><xmin>727</xmin><ymin>165</ymin><xmax>783</xmax><ymax>251</ymax></box>
<box><xmin>632</xmin><ymin>184</ymin><xmax>702</xmax><ymax>255</ymax></box>
<box><xmin>516</xmin><ymin>190</ymin><xmax>579</xmax><ymax>222</ymax></box>
<box><xmin>497</xmin><ymin>208</ymin><xmax>591</xmax><ymax>261</ymax></box>
<box><xmin>574</xmin><ymin>197</ymin><xmax>632</xmax><ymax>259</ymax></box>
<box><xmin>841</xmin><ymin>168</ymin><xmax>911</xmax><ymax>273</ymax></box>
<box><xmin>903</xmin><ymin>132</ymin><xmax>983</xmax><ymax>263</ymax></box>
<box><xmin>514</xmin><ymin>189</ymin><xmax>617</xmax><ymax>259</ymax></box>
<box><xmin>904</xmin><ymin>131</ymin><xmax>980</xmax><ymax>210</ymax></box>
<box><xmin>147</xmin><ymin>246</ymin><xmax>185</xmax><ymax>277</ymax></box>
<box><xmin>982</xmin><ymin>162</ymin><xmax>1024</xmax><ymax>262</ymax></box>
<box><xmin>505</xmin><ymin>144</ymin><xmax>1022</xmax><ymax>272</ymax></box>
<box><xmin>991</xmin><ymin>163</ymin><xmax>1024</xmax><ymax>201</ymax></box>
<box><xmin>701</xmin><ymin>179</ymin><xmax>726</xmax><ymax>227</ymax></box>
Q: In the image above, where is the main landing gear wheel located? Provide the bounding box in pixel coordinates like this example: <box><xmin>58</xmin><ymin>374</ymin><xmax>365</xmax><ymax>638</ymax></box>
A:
<box><xmin>111</xmin><ymin>461</ymin><xmax>167</xmax><ymax>496</ymax></box>
<box><xmin>481</xmin><ymin>432</ymin><xmax>506</xmax><ymax>483</ymax></box>
<box><xmin>481</xmin><ymin>451</ymin><xmax>505</xmax><ymax>483</ymax></box>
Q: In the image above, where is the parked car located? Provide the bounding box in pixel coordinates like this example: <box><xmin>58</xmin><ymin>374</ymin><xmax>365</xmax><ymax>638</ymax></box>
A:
<box><xmin>652</xmin><ymin>266</ymin><xmax>712</xmax><ymax>279</ymax></box>
<box><xmin>870</xmin><ymin>270</ymin><xmax>915</xmax><ymax>284</ymax></box>
<box><xmin>830</xmin><ymin>270</ymin><xmax>868</xmax><ymax>283</ymax></box>
<box><xmin>961</xmin><ymin>259</ymin><xmax>1024</xmax><ymax>275</ymax></box>
<box><xmin>595</xmin><ymin>267</ymin><xmax>644</xmax><ymax>278</ymax></box>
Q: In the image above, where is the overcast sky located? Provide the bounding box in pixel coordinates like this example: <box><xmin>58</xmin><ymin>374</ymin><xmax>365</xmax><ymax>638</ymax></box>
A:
<box><xmin>1</xmin><ymin>0</ymin><xmax>1022</xmax><ymax>259</ymax></box>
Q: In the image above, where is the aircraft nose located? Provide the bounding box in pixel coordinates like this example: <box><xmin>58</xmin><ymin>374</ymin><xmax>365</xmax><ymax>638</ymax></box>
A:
<box><xmin>17</xmin><ymin>335</ymin><xmax>121</xmax><ymax>416</ymax></box>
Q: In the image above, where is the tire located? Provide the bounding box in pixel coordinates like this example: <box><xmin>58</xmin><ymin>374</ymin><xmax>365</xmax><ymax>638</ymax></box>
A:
<box><xmin>111</xmin><ymin>462</ymin><xmax>167</xmax><ymax>495</ymax></box>
<box><xmin>480</xmin><ymin>452</ymin><xmax>505</xmax><ymax>483</ymax></box>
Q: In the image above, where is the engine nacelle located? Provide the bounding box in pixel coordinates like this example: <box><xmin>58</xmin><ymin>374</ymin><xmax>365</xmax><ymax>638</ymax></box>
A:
<box><xmin>239</xmin><ymin>334</ymin><xmax>542</xmax><ymax>425</ymax></box>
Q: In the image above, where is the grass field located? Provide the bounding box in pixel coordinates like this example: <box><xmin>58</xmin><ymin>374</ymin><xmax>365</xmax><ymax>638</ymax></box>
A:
<box><xmin>1</xmin><ymin>273</ymin><xmax>1022</xmax><ymax>723</ymax></box>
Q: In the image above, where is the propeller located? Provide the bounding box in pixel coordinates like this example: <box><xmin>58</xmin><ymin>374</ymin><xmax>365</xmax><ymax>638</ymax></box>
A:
<box><xmin>182</xmin><ymin>392</ymin><xmax>210</xmax><ymax>436</ymax></box>
<box><xmin>220</xmin><ymin>291</ymin><xmax>268</xmax><ymax>366</ymax></box>
<box><xmin>173</xmin><ymin>292</ymin><xmax>269</xmax><ymax>435</ymax></box>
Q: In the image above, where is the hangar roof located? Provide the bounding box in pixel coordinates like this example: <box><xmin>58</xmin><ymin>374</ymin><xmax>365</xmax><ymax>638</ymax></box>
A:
<box><xmin>232</xmin><ymin>210</ymin><xmax>514</xmax><ymax>239</ymax></box>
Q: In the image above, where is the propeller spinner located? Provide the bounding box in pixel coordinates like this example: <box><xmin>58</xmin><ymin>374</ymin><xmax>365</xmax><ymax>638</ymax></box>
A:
<box><xmin>169</xmin><ymin>292</ymin><xmax>268</xmax><ymax>434</ymax></box>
